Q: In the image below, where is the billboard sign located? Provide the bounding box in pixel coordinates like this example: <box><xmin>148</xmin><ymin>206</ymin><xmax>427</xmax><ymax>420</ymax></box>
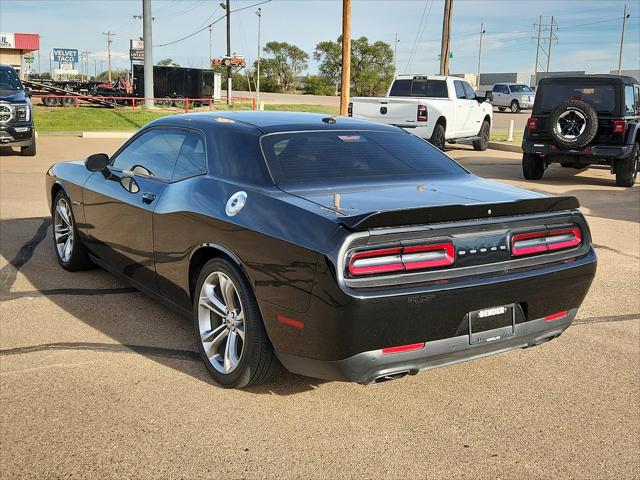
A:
<box><xmin>130</xmin><ymin>39</ymin><xmax>144</xmax><ymax>62</ymax></box>
<box><xmin>0</xmin><ymin>32</ymin><xmax>15</xmax><ymax>48</ymax></box>
<box><xmin>53</xmin><ymin>48</ymin><xmax>79</xmax><ymax>63</ymax></box>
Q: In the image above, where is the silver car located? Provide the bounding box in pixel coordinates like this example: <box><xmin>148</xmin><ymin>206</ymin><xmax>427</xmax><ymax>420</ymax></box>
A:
<box><xmin>491</xmin><ymin>83</ymin><xmax>535</xmax><ymax>112</ymax></box>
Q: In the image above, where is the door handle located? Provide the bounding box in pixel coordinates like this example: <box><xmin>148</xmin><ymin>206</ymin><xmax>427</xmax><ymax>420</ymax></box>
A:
<box><xmin>142</xmin><ymin>192</ymin><xmax>157</xmax><ymax>204</ymax></box>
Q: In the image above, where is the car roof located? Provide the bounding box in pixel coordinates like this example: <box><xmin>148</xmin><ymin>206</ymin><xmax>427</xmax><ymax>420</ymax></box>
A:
<box><xmin>149</xmin><ymin>111</ymin><xmax>402</xmax><ymax>134</ymax></box>
<box><xmin>539</xmin><ymin>74</ymin><xmax>637</xmax><ymax>86</ymax></box>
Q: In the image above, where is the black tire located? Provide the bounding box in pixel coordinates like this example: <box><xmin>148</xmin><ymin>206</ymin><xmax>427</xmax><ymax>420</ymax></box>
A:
<box><xmin>193</xmin><ymin>258</ymin><xmax>280</xmax><ymax>388</ymax></box>
<box><xmin>548</xmin><ymin>100</ymin><xmax>598</xmax><ymax>150</ymax></box>
<box><xmin>522</xmin><ymin>152</ymin><xmax>545</xmax><ymax>180</ymax></box>
<box><xmin>430</xmin><ymin>123</ymin><xmax>446</xmax><ymax>151</ymax></box>
<box><xmin>498</xmin><ymin>107</ymin><xmax>506</xmax><ymax>112</ymax></box>
<box><xmin>510</xmin><ymin>100</ymin><xmax>520</xmax><ymax>113</ymax></box>
<box><xmin>20</xmin><ymin>138</ymin><xmax>36</xmax><ymax>156</ymax></box>
<box><xmin>615</xmin><ymin>142</ymin><xmax>639</xmax><ymax>187</ymax></box>
<box><xmin>473</xmin><ymin>120</ymin><xmax>490</xmax><ymax>151</ymax></box>
<box><xmin>52</xmin><ymin>190</ymin><xmax>94</xmax><ymax>271</ymax></box>
<box><xmin>42</xmin><ymin>96</ymin><xmax>58</xmax><ymax>107</ymax></box>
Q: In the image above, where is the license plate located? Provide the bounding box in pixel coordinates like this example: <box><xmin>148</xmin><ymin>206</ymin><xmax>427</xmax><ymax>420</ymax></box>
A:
<box><xmin>468</xmin><ymin>304</ymin><xmax>515</xmax><ymax>345</ymax></box>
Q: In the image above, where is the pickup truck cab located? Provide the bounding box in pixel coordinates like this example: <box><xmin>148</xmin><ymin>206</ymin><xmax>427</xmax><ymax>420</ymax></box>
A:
<box><xmin>349</xmin><ymin>75</ymin><xmax>493</xmax><ymax>151</ymax></box>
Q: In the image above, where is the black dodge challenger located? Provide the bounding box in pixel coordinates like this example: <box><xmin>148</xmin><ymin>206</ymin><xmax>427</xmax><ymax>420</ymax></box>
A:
<box><xmin>46</xmin><ymin>112</ymin><xmax>597</xmax><ymax>388</ymax></box>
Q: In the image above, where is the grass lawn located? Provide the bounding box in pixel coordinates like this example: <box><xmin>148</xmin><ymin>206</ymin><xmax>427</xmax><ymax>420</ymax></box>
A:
<box><xmin>33</xmin><ymin>103</ymin><xmax>339</xmax><ymax>132</ymax></box>
<box><xmin>490</xmin><ymin>130</ymin><xmax>524</xmax><ymax>144</ymax></box>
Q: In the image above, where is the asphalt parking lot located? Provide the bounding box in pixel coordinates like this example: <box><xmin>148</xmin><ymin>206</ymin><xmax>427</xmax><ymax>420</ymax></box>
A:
<box><xmin>1</xmin><ymin>137</ymin><xmax>638</xmax><ymax>479</ymax></box>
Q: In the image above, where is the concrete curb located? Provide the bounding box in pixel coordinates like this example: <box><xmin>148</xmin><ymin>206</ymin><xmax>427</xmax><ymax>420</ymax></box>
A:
<box><xmin>488</xmin><ymin>142</ymin><xmax>522</xmax><ymax>153</ymax></box>
<box><xmin>81</xmin><ymin>131</ymin><xmax>135</xmax><ymax>139</ymax></box>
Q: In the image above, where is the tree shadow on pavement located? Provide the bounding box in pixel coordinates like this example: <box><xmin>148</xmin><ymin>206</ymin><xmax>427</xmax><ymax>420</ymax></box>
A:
<box><xmin>0</xmin><ymin>216</ymin><xmax>326</xmax><ymax>396</ymax></box>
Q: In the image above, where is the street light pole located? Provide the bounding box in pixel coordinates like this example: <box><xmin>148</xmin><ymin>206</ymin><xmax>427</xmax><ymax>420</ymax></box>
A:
<box><xmin>618</xmin><ymin>4</ymin><xmax>629</xmax><ymax>74</ymax></box>
<box><xmin>340</xmin><ymin>0</ymin><xmax>351</xmax><ymax>116</ymax></box>
<box><xmin>476</xmin><ymin>23</ymin><xmax>485</xmax><ymax>90</ymax></box>
<box><xmin>393</xmin><ymin>33</ymin><xmax>399</xmax><ymax>73</ymax></box>
<box><xmin>143</xmin><ymin>0</ymin><xmax>154</xmax><ymax>107</ymax></box>
<box><xmin>225</xmin><ymin>0</ymin><xmax>232</xmax><ymax>105</ymax></box>
<box><xmin>256</xmin><ymin>8</ymin><xmax>262</xmax><ymax>108</ymax></box>
<box><xmin>209</xmin><ymin>25</ymin><xmax>213</xmax><ymax>68</ymax></box>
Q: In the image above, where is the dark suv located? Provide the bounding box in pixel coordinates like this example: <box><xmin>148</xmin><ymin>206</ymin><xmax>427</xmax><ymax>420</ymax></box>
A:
<box><xmin>522</xmin><ymin>75</ymin><xmax>639</xmax><ymax>187</ymax></box>
<box><xmin>0</xmin><ymin>64</ymin><xmax>36</xmax><ymax>156</ymax></box>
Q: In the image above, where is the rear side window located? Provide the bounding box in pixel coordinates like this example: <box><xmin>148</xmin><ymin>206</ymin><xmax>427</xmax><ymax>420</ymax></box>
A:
<box><xmin>389</xmin><ymin>79</ymin><xmax>448</xmax><ymax>98</ymax></box>
<box><xmin>537</xmin><ymin>84</ymin><xmax>616</xmax><ymax>113</ymax></box>
<box><xmin>624</xmin><ymin>85</ymin><xmax>635</xmax><ymax>114</ymax></box>
<box><xmin>260</xmin><ymin>130</ymin><xmax>466</xmax><ymax>188</ymax></box>
<box><xmin>492</xmin><ymin>84</ymin><xmax>502</xmax><ymax>92</ymax></box>
<box><xmin>172</xmin><ymin>131</ymin><xmax>206</xmax><ymax>181</ymax></box>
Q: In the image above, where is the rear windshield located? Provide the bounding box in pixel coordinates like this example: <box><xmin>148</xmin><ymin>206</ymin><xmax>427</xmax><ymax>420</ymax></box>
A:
<box><xmin>389</xmin><ymin>79</ymin><xmax>448</xmax><ymax>98</ymax></box>
<box><xmin>260</xmin><ymin>130</ymin><xmax>466</xmax><ymax>188</ymax></box>
<box><xmin>537</xmin><ymin>84</ymin><xmax>616</xmax><ymax>113</ymax></box>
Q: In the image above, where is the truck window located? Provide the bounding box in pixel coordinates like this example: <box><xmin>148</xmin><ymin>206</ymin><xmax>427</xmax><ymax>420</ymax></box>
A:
<box><xmin>454</xmin><ymin>81</ymin><xmax>466</xmax><ymax>99</ymax></box>
<box><xmin>624</xmin><ymin>85</ymin><xmax>635</xmax><ymax>114</ymax></box>
<box><xmin>492</xmin><ymin>84</ymin><xmax>502</xmax><ymax>92</ymax></box>
<box><xmin>389</xmin><ymin>80</ymin><xmax>412</xmax><ymax>96</ymax></box>
<box><xmin>462</xmin><ymin>82</ymin><xmax>476</xmax><ymax>99</ymax></box>
<box><xmin>537</xmin><ymin>84</ymin><xmax>616</xmax><ymax>113</ymax></box>
<box><xmin>389</xmin><ymin>79</ymin><xmax>448</xmax><ymax>98</ymax></box>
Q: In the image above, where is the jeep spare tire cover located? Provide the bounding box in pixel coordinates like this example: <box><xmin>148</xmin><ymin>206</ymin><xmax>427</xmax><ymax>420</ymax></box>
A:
<box><xmin>549</xmin><ymin>99</ymin><xmax>598</xmax><ymax>150</ymax></box>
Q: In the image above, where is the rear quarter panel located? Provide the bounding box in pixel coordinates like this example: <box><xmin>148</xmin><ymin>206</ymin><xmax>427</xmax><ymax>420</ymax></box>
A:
<box><xmin>46</xmin><ymin>161</ymin><xmax>94</xmax><ymax>227</ymax></box>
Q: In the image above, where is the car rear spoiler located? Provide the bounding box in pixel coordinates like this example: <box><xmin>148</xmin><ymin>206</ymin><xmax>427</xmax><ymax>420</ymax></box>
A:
<box><xmin>339</xmin><ymin>196</ymin><xmax>581</xmax><ymax>231</ymax></box>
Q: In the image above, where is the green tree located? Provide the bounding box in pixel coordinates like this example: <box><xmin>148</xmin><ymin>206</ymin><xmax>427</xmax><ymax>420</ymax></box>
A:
<box><xmin>157</xmin><ymin>58</ymin><xmax>180</xmax><ymax>67</ymax></box>
<box><xmin>260</xmin><ymin>41</ymin><xmax>308</xmax><ymax>93</ymax></box>
<box><xmin>303</xmin><ymin>75</ymin><xmax>336</xmax><ymax>96</ymax></box>
<box><xmin>314</xmin><ymin>36</ymin><xmax>394</xmax><ymax>97</ymax></box>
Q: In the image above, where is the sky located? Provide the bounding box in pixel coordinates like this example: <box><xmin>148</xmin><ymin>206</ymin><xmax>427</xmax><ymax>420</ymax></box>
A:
<box><xmin>1</xmin><ymin>0</ymin><xmax>639</xmax><ymax>77</ymax></box>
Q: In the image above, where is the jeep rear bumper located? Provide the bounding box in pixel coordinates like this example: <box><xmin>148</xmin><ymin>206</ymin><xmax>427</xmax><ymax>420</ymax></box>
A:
<box><xmin>523</xmin><ymin>140</ymin><xmax>633</xmax><ymax>159</ymax></box>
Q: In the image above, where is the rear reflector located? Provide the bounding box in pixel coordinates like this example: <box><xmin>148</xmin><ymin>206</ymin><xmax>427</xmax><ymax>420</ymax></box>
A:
<box><xmin>511</xmin><ymin>226</ymin><xmax>582</xmax><ymax>257</ymax></box>
<box><xmin>545</xmin><ymin>310</ymin><xmax>569</xmax><ymax>321</ymax></box>
<box><xmin>348</xmin><ymin>242</ymin><xmax>454</xmax><ymax>276</ymax></box>
<box><xmin>613</xmin><ymin>120</ymin><xmax>626</xmax><ymax>134</ymax></box>
<box><xmin>276</xmin><ymin>315</ymin><xmax>304</xmax><ymax>329</ymax></box>
<box><xmin>382</xmin><ymin>342</ymin><xmax>425</xmax><ymax>355</ymax></box>
<box><xmin>527</xmin><ymin>117</ymin><xmax>538</xmax><ymax>130</ymax></box>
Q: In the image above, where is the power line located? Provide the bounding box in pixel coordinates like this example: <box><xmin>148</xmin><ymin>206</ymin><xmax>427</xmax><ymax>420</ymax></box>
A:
<box><xmin>404</xmin><ymin>0</ymin><xmax>432</xmax><ymax>71</ymax></box>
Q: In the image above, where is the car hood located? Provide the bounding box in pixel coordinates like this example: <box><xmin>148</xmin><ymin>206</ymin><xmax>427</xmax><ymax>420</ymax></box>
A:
<box><xmin>0</xmin><ymin>89</ymin><xmax>27</xmax><ymax>103</ymax></box>
<box><xmin>287</xmin><ymin>175</ymin><xmax>544</xmax><ymax>217</ymax></box>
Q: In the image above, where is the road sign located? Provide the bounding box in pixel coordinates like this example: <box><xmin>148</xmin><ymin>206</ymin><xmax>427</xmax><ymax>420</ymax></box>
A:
<box><xmin>437</xmin><ymin>51</ymin><xmax>454</xmax><ymax>60</ymax></box>
<box><xmin>53</xmin><ymin>48</ymin><xmax>79</xmax><ymax>63</ymax></box>
<box><xmin>130</xmin><ymin>39</ymin><xmax>144</xmax><ymax>62</ymax></box>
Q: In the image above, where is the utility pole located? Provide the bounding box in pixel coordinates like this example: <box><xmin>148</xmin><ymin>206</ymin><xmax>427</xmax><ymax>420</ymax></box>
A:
<box><xmin>209</xmin><ymin>25</ymin><xmax>213</xmax><ymax>68</ymax></box>
<box><xmin>102</xmin><ymin>31</ymin><xmax>115</xmax><ymax>83</ymax></box>
<box><xmin>81</xmin><ymin>50</ymin><xmax>91</xmax><ymax>81</ymax></box>
<box><xmin>340</xmin><ymin>0</ymin><xmax>352</xmax><ymax>116</ymax></box>
<box><xmin>393</xmin><ymin>33</ymin><xmax>399</xmax><ymax>73</ymax></box>
<box><xmin>476</xmin><ymin>23</ymin><xmax>485</xmax><ymax>90</ymax></box>
<box><xmin>49</xmin><ymin>50</ymin><xmax>52</xmax><ymax>77</ymax></box>
<box><xmin>618</xmin><ymin>4</ymin><xmax>629</xmax><ymax>74</ymax></box>
<box><xmin>256</xmin><ymin>8</ymin><xmax>262</xmax><ymax>107</ymax></box>
<box><xmin>439</xmin><ymin>0</ymin><xmax>453</xmax><ymax>75</ymax></box>
<box><xmin>225</xmin><ymin>0</ymin><xmax>232</xmax><ymax>104</ymax></box>
<box><xmin>534</xmin><ymin>15</ymin><xmax>542</xmax><ymax>82</ymax></box>
<box><xmin>546</xmin><ymin>16</ymin><xmax>556</xmax><ymax>72</ymax></box>
<box><xmin>143</xmin><ymin>0</ymin><xmax>154</xmax><ymax>107</ymax></box>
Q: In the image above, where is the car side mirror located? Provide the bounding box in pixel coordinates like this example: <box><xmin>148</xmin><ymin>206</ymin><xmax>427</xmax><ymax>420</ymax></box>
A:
<box><xmin>24</xmin><ymin>87</ymin><xmax>32</xmax><ymax>98</ymax></box>
<box><xmin>85</xmin><ymin>153</ymin><xmax>110</xmax><ymax>172</ymax></box>
<box><xmin>484</xmin><ymin>91</ymin><xmax>493</xmax><ymax>102</ymax></box>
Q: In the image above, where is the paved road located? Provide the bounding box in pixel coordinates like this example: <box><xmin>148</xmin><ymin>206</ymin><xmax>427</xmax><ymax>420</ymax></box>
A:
<box><xmin>1</xmin><ymin>139</ymin><xmax>638</xmax><ymax>479</ymax></box>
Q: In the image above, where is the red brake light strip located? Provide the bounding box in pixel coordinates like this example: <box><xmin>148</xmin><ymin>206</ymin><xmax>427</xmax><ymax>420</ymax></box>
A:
<box><xmin>349</xmin><ymin>243</ymin><xmax>454</xmax><ymax>276</ymax></box>
<box><xmin>511</xmin><ymin>227</ymin><xmax>582</xmax><ymax>257</ymax></box>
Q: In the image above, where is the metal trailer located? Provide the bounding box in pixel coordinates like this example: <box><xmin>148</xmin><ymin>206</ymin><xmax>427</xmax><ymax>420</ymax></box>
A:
<box><xmin>133</xmin><ymin>65</ymin><xmax>217</xmax><ymax>105</ymax></box>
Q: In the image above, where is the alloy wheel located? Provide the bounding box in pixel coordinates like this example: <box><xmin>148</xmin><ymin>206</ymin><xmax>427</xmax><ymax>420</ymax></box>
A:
<box><xmin>54</xmin><ymin>197</ymin><xmax>74</xmax><ymax>263</ymax></box>
<box><xmin>556</xmin><ymin>109</ymin><xmax>586</xmax><ymax>139</ymax></box>
<box><xmin>197</xmin><ymin>271</ymin><xmax>245</xmax><ymax>374</ymax></box>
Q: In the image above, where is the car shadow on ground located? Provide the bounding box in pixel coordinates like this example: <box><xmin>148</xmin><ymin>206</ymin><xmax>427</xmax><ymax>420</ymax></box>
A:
<box><xmin>0</xmin><ymin>216</ymin><xmax>328</xmax><ymax>396</ymax></box>
<box><xmin>0</xmin><ymin>146</ymin><xmax>21</xmax><ymax>156</ymax></box>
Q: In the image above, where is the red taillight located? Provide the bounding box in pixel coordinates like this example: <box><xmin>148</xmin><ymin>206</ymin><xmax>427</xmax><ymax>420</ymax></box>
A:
<box><xmin>613</xmin><ymin>120</ymin><xmax>626</xmax><ymax>134</ymax></box>
<box><xmin>348</xmin><ymin>242</ymin><xmax>455</xmax><ymax>276</ymax></box>
<box><xmin>527</xmin><ymin>117</ymin><xmax>538</xmax><ymax>131</ymax></box>
<box><xmin>417</xmin><ymin>104</ymin><xmax>428</xmax><ymax>122</ymax></box>
<box><xmin>347</xmin><ymin>102</ymin><xmax>353</xmax><ymax>117</ymax></box>
<box><xmin>511</xmin><ymin>226</ymin><xmax>582</xmax><ymax>257</ymax></box>
<box><xmin>545</xmin><ymin>310</ymin><xmax>569</xmax><ymax>321</ymax></box>
<box><xmin>382</xmin><ymin>342</ymin><xmax>425</xmax><ymax>355</ymax></box>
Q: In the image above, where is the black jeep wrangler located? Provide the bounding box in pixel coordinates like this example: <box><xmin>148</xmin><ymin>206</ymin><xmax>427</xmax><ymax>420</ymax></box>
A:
<box><xmin>0</xmin><ymin>64</ymin><xmax>36</xmax><ymax>156</ymax></box>
<box><xmin>522</xmin><ymin>75</ymin><xmax>639</xmax><ymax>187</ymax></box>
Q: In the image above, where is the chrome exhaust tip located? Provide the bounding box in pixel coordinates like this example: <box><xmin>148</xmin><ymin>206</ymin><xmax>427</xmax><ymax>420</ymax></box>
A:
<box><xmin>373</xmin><ymin>370</ymin><xmax>410</xmax><ymax>383</ymax></box>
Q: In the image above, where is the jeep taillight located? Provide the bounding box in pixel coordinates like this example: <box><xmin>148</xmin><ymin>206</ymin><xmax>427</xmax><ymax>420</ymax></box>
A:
<box><xmin>527</xmin><ymin>117</ymin><xmax>538</xmax><ymax>131</ymax></box>
<box><xmin>613</xmin><ymin>120</ymin><xmax>626</xmax><ymax>134</ymax></box>
<box><xmin>417</xmin><ymin>104</ymin><xmax>428</xmax><ymax>122</ymax></box>
<box><xmin>347</xmin><ymin>102</ymin><xmax>353</xmax><ymax>117</ymax></box>
<box><xmin>511</xmin><ymin>226</ymin><xmax>582</xmax><ymax>257</ymax></box>
<box><xmin>348</xmin><ymin>242</ymin><xmax>455</xmax><ymax>276</ymax></box>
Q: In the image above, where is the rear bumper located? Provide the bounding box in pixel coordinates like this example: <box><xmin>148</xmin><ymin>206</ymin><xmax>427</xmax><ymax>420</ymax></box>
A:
<box><xmin>523</xmin><ymin>140</ymin><xmax>633</xmax><ymax>159</ymax></box>
<box><xmin>0</xmin><ymin>125</ymin><xmax>34</xmax><ymax>147</ymax></box>
<box><xmin>277</xmin><ymin>311</ymin><xmax>575</xmax><ymax>384</ymax></box>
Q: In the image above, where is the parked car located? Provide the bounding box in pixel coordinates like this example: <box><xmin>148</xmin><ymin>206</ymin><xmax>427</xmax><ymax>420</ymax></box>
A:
<box><xmin>522</xmin><ymin>75</ymin><xmax>640</xmax><ymax>187</ymax></box>
<box><xmin>0</xmin><ymin>64</ymin><xmax>36</xmax><ymax>156</ymax></box>
<box><xmin>46</xmin><ymin>112</ymin><xmax>597</xmax><ymax>388</ymax></box>
<box><xmin>491</xmin><ymin>83</ymin><xmax>536</xmax><ymax>113</ymax></box>
<box><xmin>349</xmin><ymin>75</ymin><xmax>493</xmax><ymax>151</ymax></box>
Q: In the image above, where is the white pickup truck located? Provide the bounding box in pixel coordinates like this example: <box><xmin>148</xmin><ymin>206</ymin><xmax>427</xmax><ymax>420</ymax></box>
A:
<box><xmin>349</xmin><ymin>75</ymin><xmax>493</xmax><ymax>151</ymax></box>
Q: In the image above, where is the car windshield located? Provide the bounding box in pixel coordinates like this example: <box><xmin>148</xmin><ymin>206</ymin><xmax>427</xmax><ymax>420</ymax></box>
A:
<box><xmin>537</xmin><ymin>84</ymin><xmax>616</xmax><ymax>113</ymax></box>
<box><xmin>260</xmin><ymin>130</ymin><xmax>466</xmax><ymax>188</ymax></box>
<box><xmin>509</xmin><ymin>84</ymin><xmax>532</xmax><ymax>93</ymax></box>
<box><xmin>0</xmin><ymin>68</ymin><xmax>23</xmax><ymax>91</ymax></box>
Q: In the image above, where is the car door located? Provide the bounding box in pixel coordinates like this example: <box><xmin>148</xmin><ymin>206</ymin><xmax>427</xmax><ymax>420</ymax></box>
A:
<box><xmin>462</xmin><ymin>81</ymin><xmax>484</xmax><ymax>135</ymax></box>
<box><xmin>492</xmin><ymin>84</ymin><xmax>504</xmax><ymax>106</ymax></box>
<box><xmin>453</xmin><ymin>80</ymin><xmax>470</xmax><ymax>136</ymax></box>
<box><xmin>82</xmin><ymin>127</ymin><xmax>188</xmax><ymax>289</ymax></box>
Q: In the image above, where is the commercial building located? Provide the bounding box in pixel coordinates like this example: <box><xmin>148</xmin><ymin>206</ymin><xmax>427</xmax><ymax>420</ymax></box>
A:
<box><xmin>0</xmin><ymin>32</ymin><xmax>40</xmax><ymax>78</ymax></box>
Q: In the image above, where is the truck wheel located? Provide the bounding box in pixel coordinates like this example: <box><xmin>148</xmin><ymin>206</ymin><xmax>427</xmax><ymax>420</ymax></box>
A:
<box><xmin>473</xmin><ymin>121</ymin><xmax>490</xmax><ymax>151</ymax></box>
<box><xmin>615</xmin><ymin>142</ymin><xmax>639</xmax><ymax>187</ymax></box>
<box><xmin>21</xmin><ymin>137</ymin><xmax>36</xmax><ymax>157</ymax></box>
<box><xmin>549</xmin><ymin>100</ymin><xmax>598</xmax><ymax>150</ymax></box>
<box><xmin>510</xmin><ymin>101</ymin><xmax>520</xmax><ymax>113</ymax></box>
<box><xmin>522</xmin><ymin>152</ymin><xmax>545</xmax><ymax>180</ymax></box>
<box><xmin>430</xmin><ymin>124</ymin><xmax>446</xmax><ymax>151</ymax></box>
<box><xmin>43</xmin><ymin>96</ymin><xmax>58</xmax><ymax>107</ymax></box>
